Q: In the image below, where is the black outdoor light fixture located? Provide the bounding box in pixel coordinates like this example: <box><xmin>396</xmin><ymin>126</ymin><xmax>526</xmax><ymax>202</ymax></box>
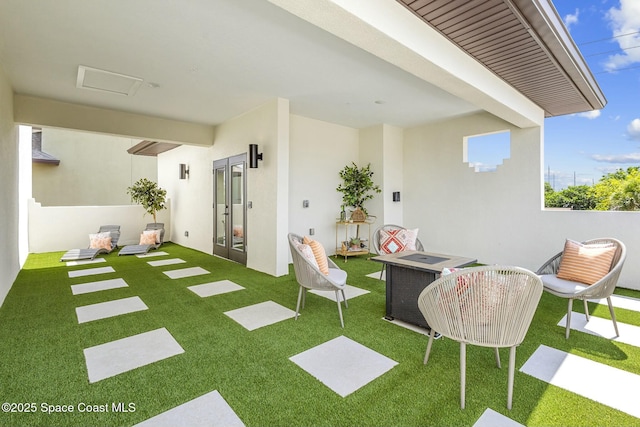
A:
<box><xmin>249</xmin><ymin>144</ymin><xmax>263</xmax><ymax>168</ymax></box>
<box><xmin>392</xmin><ymin>191</ymin><xmax>401</xmax><ymax>202</ymax></box>
<box><xmin>179</xmin><ymin>163</ymin><xmax>189</xmax><ymax>179</ymax></box>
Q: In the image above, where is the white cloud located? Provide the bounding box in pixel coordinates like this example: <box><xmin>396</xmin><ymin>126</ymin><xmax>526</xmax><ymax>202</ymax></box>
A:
<box><xmin>591</xmin><ymin>152</ymin><xmax>640</xmax><ymax>163</ymax></box>
<box><xmin>576</xmin><ymin>110</ymin><xmax>601</xmax><ymax>119</ymax></box>
<box><xmin>468</xmin><ymin>162</ymin><xmax>497</xmax><ymax>173</ymax></box>
<box><xmin>605</xmin><ymin>0</ymin><xmax>640</xmax><ymax>71</ymax></box>
<box><xmin>564</xmin><ymin>9</ymin><xmax>580</xmax><ymax>29</ymax></box>
<box><xmin>628</xmin><ymin>118</ymin><xmax>640</xmax><ymax>140</ymax></box>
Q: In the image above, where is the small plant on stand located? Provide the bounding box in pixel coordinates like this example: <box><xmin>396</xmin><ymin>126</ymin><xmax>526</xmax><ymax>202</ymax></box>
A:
<box><xmin>337</xmin><ymin>162</ymin><xmax>381</xmax><ymax>237</ymax></box>
<box><xmin>349</xmin><ymin>236</ymin><xmax>361</xmax><ymax>251</ymax></box>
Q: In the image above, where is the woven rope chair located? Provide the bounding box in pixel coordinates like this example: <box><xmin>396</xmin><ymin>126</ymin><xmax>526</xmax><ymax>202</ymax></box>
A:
<box><xmin>536</xmin><ymin>238</ymin><xmax>626</xmax><ymax>339</ymax></box>
<box><xmin>418</xmin><ymin>266</ymin><xmax>543</xmax><ymax>409</ymax></box>
<box><xmin>288</xmin><ymin>233</ymin><xmax>348</xmax><ymax>327</ymax></box>
<box><xmin>372</xmin><ymin>224</ymin><xmax>424</xmax><ymax>279</ymax></box>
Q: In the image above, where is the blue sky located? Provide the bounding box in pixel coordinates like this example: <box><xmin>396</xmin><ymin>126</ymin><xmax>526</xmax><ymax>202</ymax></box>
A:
<box><xmin>469</xmin><ymin>0</ymin><xmax>640</xmax><ymax>189</ymax></box>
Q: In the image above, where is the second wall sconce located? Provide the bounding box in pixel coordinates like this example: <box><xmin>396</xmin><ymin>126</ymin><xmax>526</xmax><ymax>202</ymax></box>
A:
<box><xmin>179</xmin><ymin>163</ymin><xmax>189</xmax><ymax>179</ymax></box>
<box><xmin>392</xmin><ymin>191</ymin><xmax>401</xmax><ymax>202</ymax></box>
<box><xmin>249</xmin><ymin>144</ymin><xmax>263</xmax><ymax>168</ymax></box>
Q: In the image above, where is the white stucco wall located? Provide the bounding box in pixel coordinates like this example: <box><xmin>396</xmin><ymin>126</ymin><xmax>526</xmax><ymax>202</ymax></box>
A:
<box><xmin>359</xmin><ymin>124</ymin><xmax>403</xmax><ymax>227</ymax></box>
<box><xmin>289</xmin><ymin>114</ymin><xmax>360</xmax><ymax>253</ymax></box>
<box><xmin>403</xmin><ymin>112</ymin><xmax>639</xmax><ymax>290</ymax></box>
<box><xmin>0</xmin><ymin>66</ymin><xmax>19</xmax><ymax>307</ymax></box>
<box><xmin>33</xmin><ymin>128</ymin><xmax>157</xmax><ymax>206</ymax></box>
<box><xmin>28</xmin><ymin>199</ymin><xmax>171</xmax><ymax>252</ymax></box>
<box><xmin>158</xmin><ymin>144</ymin><xmax>213</xmax><ymax>254</ymax></box>
<box><xmin>158</xmin><ymin>98</ymin><xmax>290</xmax><ymax>276</ymax></box>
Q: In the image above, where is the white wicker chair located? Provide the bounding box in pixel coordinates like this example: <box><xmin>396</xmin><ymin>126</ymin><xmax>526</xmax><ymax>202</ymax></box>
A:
<box><xmin>418</xmin><ymin>265</ymin><xmax>543</xmax><ymax>410</ymax></box>
<box><xmin>536</xmin><ymin>238</ymin><xmax>626</xmax><ymax>339</ymax></box>
<box><xmin>288</xmin><ymin>233</ymin><xmax>348</xmax><ymax>327</ymax></box>
<box><xmin>372</xmin><ymin>224</ymin><xmax>424</xmax><ymax>279</ymax></box>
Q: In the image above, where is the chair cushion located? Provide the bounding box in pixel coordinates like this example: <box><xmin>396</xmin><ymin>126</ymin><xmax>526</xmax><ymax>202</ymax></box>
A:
<box><xmin>556</xmin><ymin>239</ymin><xmax>616</xmax><ymax>285</ymax></box>
<box><xmin>303</xmin><ymin>236</ymin><xmax>329</xmax><ymax>275</ymax></box>
<box><xmin>540</xmin><ymin>274</ymin><xmax>589</xmax><ymax>295</ymax></box>
<box><xmin>327</xmin><ymin>268</ymin><xmax>347</xmax><ymax>286</ymax></box>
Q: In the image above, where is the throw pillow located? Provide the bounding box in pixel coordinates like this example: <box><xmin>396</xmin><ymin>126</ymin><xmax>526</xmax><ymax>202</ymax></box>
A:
<box><xmin>292</xmin><ymin>238</ymin><xmax>319</xmax><ymax>269</ymax></box>
<box><xmin>143</xmin><ymin>229</ymin><xmax>161</xmax><ymax>244</ymax></box>
<box><xmin>556</xmin><ymin>239</ymin><xmax>616</xmax><ymax>285</ymax></box>
<box><xmin>139</xmin><ymin>232</ymin><xmax>157</xmax><ymax>245</ymax></box>
<box><xmin>303</xmin><ymin>236</ymin><xmax>329</xmax><ymax>275</ymax></box>
<box><xmin>89</xmin><ymin>233</ymin><xmax>112</xmax><ymax>251</ymax></box>
<box><xmin>379</xmin><ymin>229</ymin><xmax>406</xmax><ymax>254</ymax></box>
<box><xmin>441</xmin><ymin>267</ymin><xmax>471</xmax><ymax>295</ymax></box>
<box><xmin>399</xmin><ymin>228</ymin><xmax>419</xmax><ymax>251</ymax></box>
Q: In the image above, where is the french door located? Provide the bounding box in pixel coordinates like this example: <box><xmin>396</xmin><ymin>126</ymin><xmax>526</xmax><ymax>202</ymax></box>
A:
<box><xmin>213</xmin><ymin>154</ymin><xmax>247</xmax><ymax>265</ymax></box>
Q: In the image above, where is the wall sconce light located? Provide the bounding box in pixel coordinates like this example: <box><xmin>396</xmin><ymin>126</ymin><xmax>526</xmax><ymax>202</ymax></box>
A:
<box><xmin>249</xmin><ymin>144</ymin><xmax>263</xmax><ymax>168</ymax></box>
<box><xmin>179</xmin><ymin>163</ymin><xmax>189</xmax><ymax>180</ymax></box>
<box><xmin>392</xmin><ymin>191</ymin><xmax>401</xmax><ymax>202</ymax></box>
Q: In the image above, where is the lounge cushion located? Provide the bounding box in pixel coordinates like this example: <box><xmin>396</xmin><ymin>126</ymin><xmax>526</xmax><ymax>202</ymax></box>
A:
<box><xmin>556</xmin><ymin>239</ymin><xmax>615</xmax><ymax>285</ymax></box>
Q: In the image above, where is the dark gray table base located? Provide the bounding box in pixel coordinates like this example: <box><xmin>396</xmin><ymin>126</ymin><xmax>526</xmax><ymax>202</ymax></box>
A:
<box><xmin>385</xmin><ymin>264</ymin><xmax>438</xmax><ymax>329</ymax></box>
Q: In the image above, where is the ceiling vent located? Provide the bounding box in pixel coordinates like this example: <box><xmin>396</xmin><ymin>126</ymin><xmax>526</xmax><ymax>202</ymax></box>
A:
<box><xmin>76</xmin><ymin>65</ymin><xmax>143</xmax><ymax>96</ymax></box>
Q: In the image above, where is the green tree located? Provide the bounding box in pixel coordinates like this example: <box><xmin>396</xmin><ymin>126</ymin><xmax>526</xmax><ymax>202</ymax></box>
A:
<box><xmin>544</xmin><ymin>183</ymin><xmax>596</xmax><ymax>210</ymax></box>
<box><xmin>127</xmin><ymin>178</ymin><xmax>167</xmax><ymax>223</ymax></box>
<box><xmin>592</xmin><ymin>167</ymin><xmax>640</xmax><ymax>211</ymax></box>
<box><xmin>610</xmin><ymin>168</ymin><xmax>640</xmax><ymax>210</ymax></box>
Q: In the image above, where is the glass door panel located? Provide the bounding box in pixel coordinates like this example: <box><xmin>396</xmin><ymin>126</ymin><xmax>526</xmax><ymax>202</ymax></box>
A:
<box><xmin>212</xmin><ymin>154</ymin><xmax>247</xmax><ymax>265</ymax></box>
<box><xmin>231</xmin><ymin>163</ymin><xmax>244</xmax><ymax>252</ymax></box>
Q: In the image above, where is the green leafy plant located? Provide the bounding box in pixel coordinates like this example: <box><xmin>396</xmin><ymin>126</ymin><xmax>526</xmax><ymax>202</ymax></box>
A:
<box><xmin>127</xmin><ymin>178</ymin><xmax>167</xmax><ymax>223</ymax></box>
<box><xmin>336</xmin><ymin>162</ymin><xmax>381</xmax><ymax>214</ymax></box>
<box><xmin>349</xmin><ymin>236</ymin><xmax>361</xmax><ymax>248</ymax></box>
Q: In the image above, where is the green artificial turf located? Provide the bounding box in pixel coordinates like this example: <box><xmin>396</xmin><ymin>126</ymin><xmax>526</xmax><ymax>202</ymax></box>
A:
<box><xmin>1</xmin><ymin>243</ymin><xmax>639</xmax><ymax>426</ymax></box>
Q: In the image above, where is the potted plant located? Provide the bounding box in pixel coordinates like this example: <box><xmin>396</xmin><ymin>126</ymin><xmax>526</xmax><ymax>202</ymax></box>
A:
<box><xmin>336</xmin><ymin>162</ymin><xmax>381</xmax><ymax>220</ymax></box>
<box><xmin>127</xmin><ymin>178</ymin><xmax>167</xmax><ymax>223</ymax></box>
<box><xmin>349</xmin><ymin>236</ymin><xmax>361</xmax><ymax>251</ymax></box>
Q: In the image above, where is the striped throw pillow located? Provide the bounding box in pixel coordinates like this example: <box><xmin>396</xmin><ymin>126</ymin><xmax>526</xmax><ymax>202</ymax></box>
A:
<box><xmin>556</xmin><ymin>239</ymin><xmax>616</xmax><ymax>285</ymax></box>
<box><xmin>303</xmin><ymin>236</ymin><xmax>329</xmax><ymax>275</ymax></box>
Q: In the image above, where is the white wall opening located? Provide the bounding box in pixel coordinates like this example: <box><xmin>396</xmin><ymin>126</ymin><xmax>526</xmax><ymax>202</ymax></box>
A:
<box><xmin>463</xmin><ymin>130</ymin><xmax>510</xmax><ymax>172</ymax></box>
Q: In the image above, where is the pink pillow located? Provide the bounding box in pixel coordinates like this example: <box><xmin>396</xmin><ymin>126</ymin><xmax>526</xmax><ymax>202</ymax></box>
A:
<box><xmin>89</xmin><ymin>233</ymin><xmax>112</xmax><ymax>250</ymax></box>
<box><xmin>143</xmin><ymin>229</ymin><xmax>161</xmax><ymax>244</ymax></box>
<box><xmin>139</xmin><ymin>233</ymin><xmax>157</xmax><ymax>245</ymax></box>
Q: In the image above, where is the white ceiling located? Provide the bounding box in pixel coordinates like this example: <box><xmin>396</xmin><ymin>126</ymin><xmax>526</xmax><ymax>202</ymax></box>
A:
<box><xmin>0</xmin><ymin>0</ymin><xmax>479</xmax><ymax>130</ymax></box>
